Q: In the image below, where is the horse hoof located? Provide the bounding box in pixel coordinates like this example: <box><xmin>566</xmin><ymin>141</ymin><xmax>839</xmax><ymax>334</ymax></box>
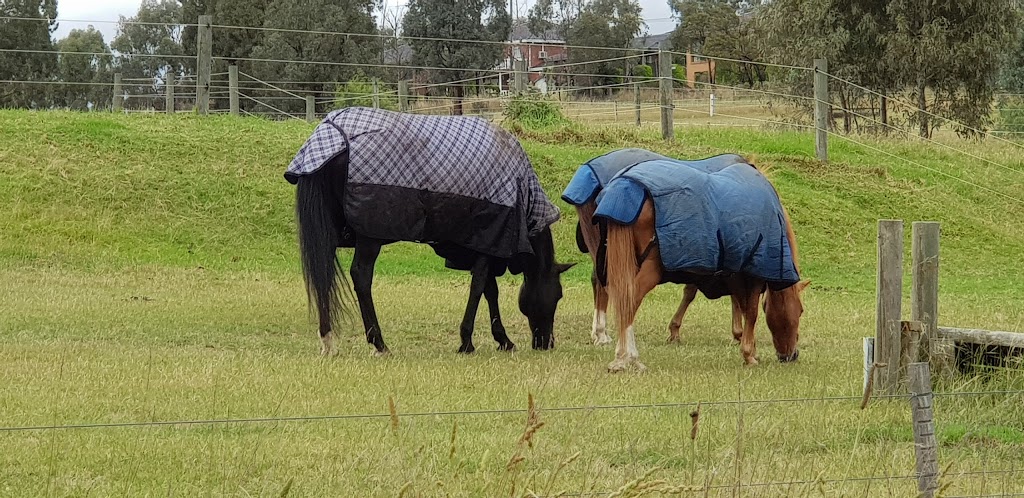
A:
<box><xmin>457</xmin><ymin>343</ymin><xmax>476</xmax><ymax>354</ymax></box>
<box><xmin>593</xmin><ymin>334</ymin><xmax>612</xmax><ymax>346</ymax></box>
<box><xmin>497</xmin><ymin>342</ymin><xmax>516</xmax><ymax>352</ymax></box>
<box><xmin>666</xmin><ymin>335</ymin><xmax>680</xmax><ymax>344</ymax></box>
<box><xmin>743</xmin><ymin>357</ymin><xmax>759</xmax><ymax>366</ymax></box>
<box><xmin>373</xmin><ymin>349</ymin><xmax>391</xmax><ymax>358</ymax></box>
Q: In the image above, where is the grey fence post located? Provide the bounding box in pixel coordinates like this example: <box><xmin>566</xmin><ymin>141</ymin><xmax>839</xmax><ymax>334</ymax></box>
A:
<box><xmin>112</xmin><ymin>73</ymin><xmax>123</xmax><ymax>112</ymax></box>
<box><xmin>813</xmin><ymin>58</ymin><xmax>828</xmax><ymax>162</ymax></box>
<box><xmin>875</xmin><ymin>219</ymin><xmax>903</xmax><ymax>395</ymax></box>
<box><xmin>909</xmin><ymin>362</ymin><xmax>939</xmax><ymax>497</ymax></box>
<box><xmin>658</xmin><ymin>50</ymin><xmax>674</xmax><ymax>141</ymax></box>
<box><xmin>514</xmin><ymin>59</ymin><xmax>528</xmax><ymax>95</ymax></box>
<box><xmin>228</xmin><ymin>65</ymin><xmax>239</xmax><ymax>116</ymax></box>
<box><xmin>305</xmin><ymin>95</ymin><xmax>315</xmax><ymax>123</ymax></box>
<box><xmin>398</xmin><ymin>80</ymin><xmax>409</xmax><ymax>112</ymax></box>
<box><xmin>372</xmin><ymin>78</ymin><xmax>380</xmax><ymax>109</ymax></box>
<box><xmin>912</xmin><ymin>221</ymin><xmax>941</xmax><ymax>367</ymax></box>
<box><xmin>165</xmin><ymin>72</ymin><xmax>174</xmax><ymax>114</ymax></box>
<box><xmin>196</xmin><ymin>15</ymin><xmax>213</xmax><ymax>115</ymax></box>
<box><xmin>634</xmin><ymin>82</ymin><xmax>641</xmax><ymax>126</ymax></box>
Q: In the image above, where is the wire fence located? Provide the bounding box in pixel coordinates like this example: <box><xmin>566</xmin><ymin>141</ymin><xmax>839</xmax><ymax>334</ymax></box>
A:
<box><xmin>4</xmin><ymin>15</ymin><xmax>1024</xmax><ymax>495</ymax></box>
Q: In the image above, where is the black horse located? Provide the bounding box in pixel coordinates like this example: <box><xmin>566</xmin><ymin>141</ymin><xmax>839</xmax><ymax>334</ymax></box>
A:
<box><xmin>287</xmin><ymin>107</ymin><xmax>574</xmax><ymax>356</ymax></box>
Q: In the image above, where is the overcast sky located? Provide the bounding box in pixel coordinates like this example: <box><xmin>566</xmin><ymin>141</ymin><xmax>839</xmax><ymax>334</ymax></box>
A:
<box><xmin>53</xmin><ymin>0</ymin><xmax>677</xmax><ymax>44</ymax></box>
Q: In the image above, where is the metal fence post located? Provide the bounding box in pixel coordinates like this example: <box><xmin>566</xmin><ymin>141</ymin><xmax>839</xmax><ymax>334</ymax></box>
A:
<box><xmin>909</xmin><ymin>362</ymin><xmax>939</xmax><ymax>497</ymax></box>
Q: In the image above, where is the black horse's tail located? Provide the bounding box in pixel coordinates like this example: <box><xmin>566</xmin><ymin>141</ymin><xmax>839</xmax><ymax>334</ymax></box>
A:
<box><xmin>295</xmin><ymin>164</ymin><xmax>352</xmax><ymax>336</ymax></box>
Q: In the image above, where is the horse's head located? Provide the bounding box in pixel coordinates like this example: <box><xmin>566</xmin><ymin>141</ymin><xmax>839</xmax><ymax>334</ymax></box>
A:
<box><xmin>763</xmin><ymin>279</ymin><xmax>810</xmax><ymax>362</ymax></box>
<box><xmin>518</xmin><ymin>228</ymin><xmax>575</xmax><ymax>350</ymax></box>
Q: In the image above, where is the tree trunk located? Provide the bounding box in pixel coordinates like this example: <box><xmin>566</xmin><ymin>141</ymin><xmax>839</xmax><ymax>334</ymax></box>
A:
<box><xmin>841</xmin><ymin>91</ymin><xmax>851</xmax><ymax>134</ymax></box>
<box><xmin>917</xmin><ymin>76</ymin><xmax>928</xmax><ymax>138</ymax></box>
<box><xmin>880</xmin><ymin>92</ymin><xmax>888</xmax><ymax>130</ymax></box>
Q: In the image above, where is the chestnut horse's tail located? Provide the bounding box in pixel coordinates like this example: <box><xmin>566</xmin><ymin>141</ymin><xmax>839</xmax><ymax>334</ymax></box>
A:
<box><xmin>606</xmin><ymin>221</ymin><xmax>638</xmax><ymax>333</ymax></box>
<box><xmin>295</xmin><ymin>159</ymin><xmax>354</xmax><ymax>334</ymax></box>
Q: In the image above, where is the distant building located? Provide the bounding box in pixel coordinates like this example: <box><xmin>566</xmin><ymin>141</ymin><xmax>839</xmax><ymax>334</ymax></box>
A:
<box><xmin>497</xmin><ymin>21</ymin><xmax>569</xmax><ymax>94</ymax></box>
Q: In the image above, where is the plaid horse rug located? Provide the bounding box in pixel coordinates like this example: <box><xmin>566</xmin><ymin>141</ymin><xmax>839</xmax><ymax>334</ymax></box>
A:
<box><xmin>284</xmin><ymin>107</ymin><xmax>560</xmax><ymax>270</ymax></box>
<box><xmin>593</xmin><ymin>159</ymin><xmax>800</xmax><ymax>291</ymax></box>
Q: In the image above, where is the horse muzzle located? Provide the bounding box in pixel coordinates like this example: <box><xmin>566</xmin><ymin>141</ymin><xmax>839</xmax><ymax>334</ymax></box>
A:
<box><xmin>778</xmin><ymin>349</ymin><xmax>800</xmax><ymax>363</ymax></box>
<box><xmin>531</xmin><ymin>328</ymin><xmax>555</xmax><ymax>350</ymax></box>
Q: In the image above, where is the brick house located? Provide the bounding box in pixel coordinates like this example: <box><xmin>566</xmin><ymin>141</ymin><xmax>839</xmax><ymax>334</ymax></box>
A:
<box><xmin>498</xmin><ymin>21</ymin><xmax>569</xmax><ymax>93</ymax></box>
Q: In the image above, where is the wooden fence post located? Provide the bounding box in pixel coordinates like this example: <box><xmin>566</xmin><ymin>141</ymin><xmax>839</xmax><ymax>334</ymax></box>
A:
<box><xmin>398</xmin><ymin>80</ymin><xmax>409</xmax><ymax>112</ymax></box>
<box><xmin>514</xmin><ymin>59</ymin><xmax>528</xmax><ymax>95</ymax></box>
<box><xmin>228</xmin><ymin>65</ymin><xmax>239</xmax><ymax>116</ymax></box>
<box><xmin>909</xmin><ymin>362</ymin><xmax>939</xmax><ymax>498</ymax></box>
<box><xmin>912</xmin><ymin>221</ymin><xmax>945</xmax><ymax>370</ymax></box>
<box><xmin>112</xmin><ymin>72</ymin><xmax>123</xmax><ymax>112</ymax></box>
<box><xmin>372</xmin><ymin>78</ymin><xmax>380</xmax><ymax>109</ymax></box>
<box><xmin>901</xmin><ymin>321</ymin><xmax>924</xmax><ymax>389</ymax></box>
<box><xmin>305</xmin><ymin>95</ymin><xmax>315</xmax><ymax>123</ymax></box>
<box><xmin>813</xmin><ymin>58</ymin><xmax>828</xmax><ymax>162</ymax></box>
<box><xmin>634</xmin><ymin>82</ymin><xmax>641</xmax><ymax>126</ymax></box>
<box><xmin>165</xmin><ymin>71</ymin><xmax>174</xmax><ymax>114</ymax></box>
<box><xmin>875</xmin><ymin>219</ymin><xmax>903</xmax><ymax>395</ymax></box>
<box><xmin>658</xmin><ymin>50</ymin><xmax>674</xmax><ymax>141</ymax></box>
<box><xmin>196</xmin><ymin>15</ymin><xmax>213</xmax><ymax>115</ymax></box>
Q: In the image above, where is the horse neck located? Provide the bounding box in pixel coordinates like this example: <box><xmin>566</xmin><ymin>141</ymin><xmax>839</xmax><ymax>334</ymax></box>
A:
<box><xmin>525</xmin><ymin>227</ymin><xmax>555</xmax><ymax>278</ymax></box>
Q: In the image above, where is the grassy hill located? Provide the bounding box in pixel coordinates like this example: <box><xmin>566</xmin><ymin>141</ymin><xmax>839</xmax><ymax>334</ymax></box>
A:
<box><xmin>2</xmin><ymin>111</ymin><xmax>1023</xmax><ymax>496</ymax></box>
<box><xmin>3</xmin><ymin>111</ymin><xmax>1022</xmax><ymax>294</ymax></box>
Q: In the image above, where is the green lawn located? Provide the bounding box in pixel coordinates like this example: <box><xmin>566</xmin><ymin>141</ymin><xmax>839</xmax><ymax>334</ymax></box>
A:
<box><xmin>1</xmin><ymin>111</ymin><xmax>1023</xmax><ymax>497</ymax></box>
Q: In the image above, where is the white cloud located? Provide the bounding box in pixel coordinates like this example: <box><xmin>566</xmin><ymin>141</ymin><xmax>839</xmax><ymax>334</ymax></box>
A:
<box><xmin>53</xmin><ymin>0</ymin><xmax>142</xmax><ymax>43</ymax></box>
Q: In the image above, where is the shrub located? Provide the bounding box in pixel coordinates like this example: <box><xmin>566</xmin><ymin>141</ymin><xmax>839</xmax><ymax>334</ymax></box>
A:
<box><xmin>334</xmin><ymin>72</ymin><xmax>398</xmax><ymax>110</ymax></box>
<box><xmin>502</xmin><ymin>95</ymin><xmax>569</xmax><ymax>129</ymax></box>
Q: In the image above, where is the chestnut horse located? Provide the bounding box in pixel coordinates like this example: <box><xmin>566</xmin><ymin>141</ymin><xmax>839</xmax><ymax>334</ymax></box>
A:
<box><xmin>597</xmin><ymin>161</ymin><xmax>809</xmax><ymax>372</ymax></box>
<box><xmin>563</xmin><ymin>149</ymin><xmax>748</xmax><ymax>346</ymax></box>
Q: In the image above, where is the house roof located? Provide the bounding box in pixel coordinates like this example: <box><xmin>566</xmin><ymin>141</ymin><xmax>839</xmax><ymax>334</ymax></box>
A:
<box><xmin>383</xmin><ymin>43</ymin><xmax>414</xmax><ymax>65</ymax></box>
<box><xmin>508</xmin><ymin>19</ymin><xmax>564</xmax><ymax>43</ymax></box>
<box><xmin>631</xmin><ymin>31</ymin><xmax>673</xmax><ymax>51</ymax></box>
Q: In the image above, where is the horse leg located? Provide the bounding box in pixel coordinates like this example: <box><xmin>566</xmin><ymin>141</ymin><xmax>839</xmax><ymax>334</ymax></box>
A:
<box><xmin>484</xmin><ymin>273</ymin><xmax>515</xmax><ymax>351</ymax></box>
<box><xmin>733</xmin><ymin>279</ymin><xmax>763</xmax><ymax>366</ymax></box>
<box><xmin>667</xmin><ymin>284</ymin><xmax>698</xmax><ymax>344</ymax></box>
<box><xmin>731</xmin><ymin>295</ymin><xmax>744</xmax><ymax>342</ymax></box>
<box><xmin>457</xmin><ymin>255</ymin><xmax>490</xmax><ymax>354</ymax></box>
<box><xmin>591</xmin><ymin>270</ymin><xmax>611</xmax><ymax>345</ymax></box>
<box><xmin>351</xmin><ymin>237</ymin><xmax>389</xmax><ymax>355</ymax></box>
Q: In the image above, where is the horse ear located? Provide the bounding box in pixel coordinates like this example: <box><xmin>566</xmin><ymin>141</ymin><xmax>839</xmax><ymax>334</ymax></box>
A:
<box><xmin>554</xmin><ymin>262</ymin><xmax>576</xmax><ymax>274</ymax></box>
<box><xmin>796</xmin><ymin>280</ymin><xmax>811</xmax><ymax>292</ymax></box>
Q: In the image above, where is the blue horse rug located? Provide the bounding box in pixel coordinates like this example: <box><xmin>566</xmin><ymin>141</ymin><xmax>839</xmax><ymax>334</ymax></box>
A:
<box><xmin>284</xmin><ymin>107</ymin><xmax>560</xmax><ymax>269</ymax></box>
<box><xmin>560</xmin><ymin>149</ymin><xmax>747</xmax><ymax>206</ymax></box>
<box><xmin>593</xmin><ymin>159</ymin><xmax>800</xmax><ymax>290</ymax></box>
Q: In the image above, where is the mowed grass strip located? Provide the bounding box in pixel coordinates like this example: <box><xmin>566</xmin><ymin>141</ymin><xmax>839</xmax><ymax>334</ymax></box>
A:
<box><xmin>1</xmin><ymin>111</ymin><xmax>1023</xmax><ymax>496</ymax></box>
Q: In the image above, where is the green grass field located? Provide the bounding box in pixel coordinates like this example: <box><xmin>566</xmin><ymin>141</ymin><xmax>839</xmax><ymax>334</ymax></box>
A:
<box><xmin>2</xmin><ymin>110</ymin><xmax>1024</xmax><ymax>497</ymax></box>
